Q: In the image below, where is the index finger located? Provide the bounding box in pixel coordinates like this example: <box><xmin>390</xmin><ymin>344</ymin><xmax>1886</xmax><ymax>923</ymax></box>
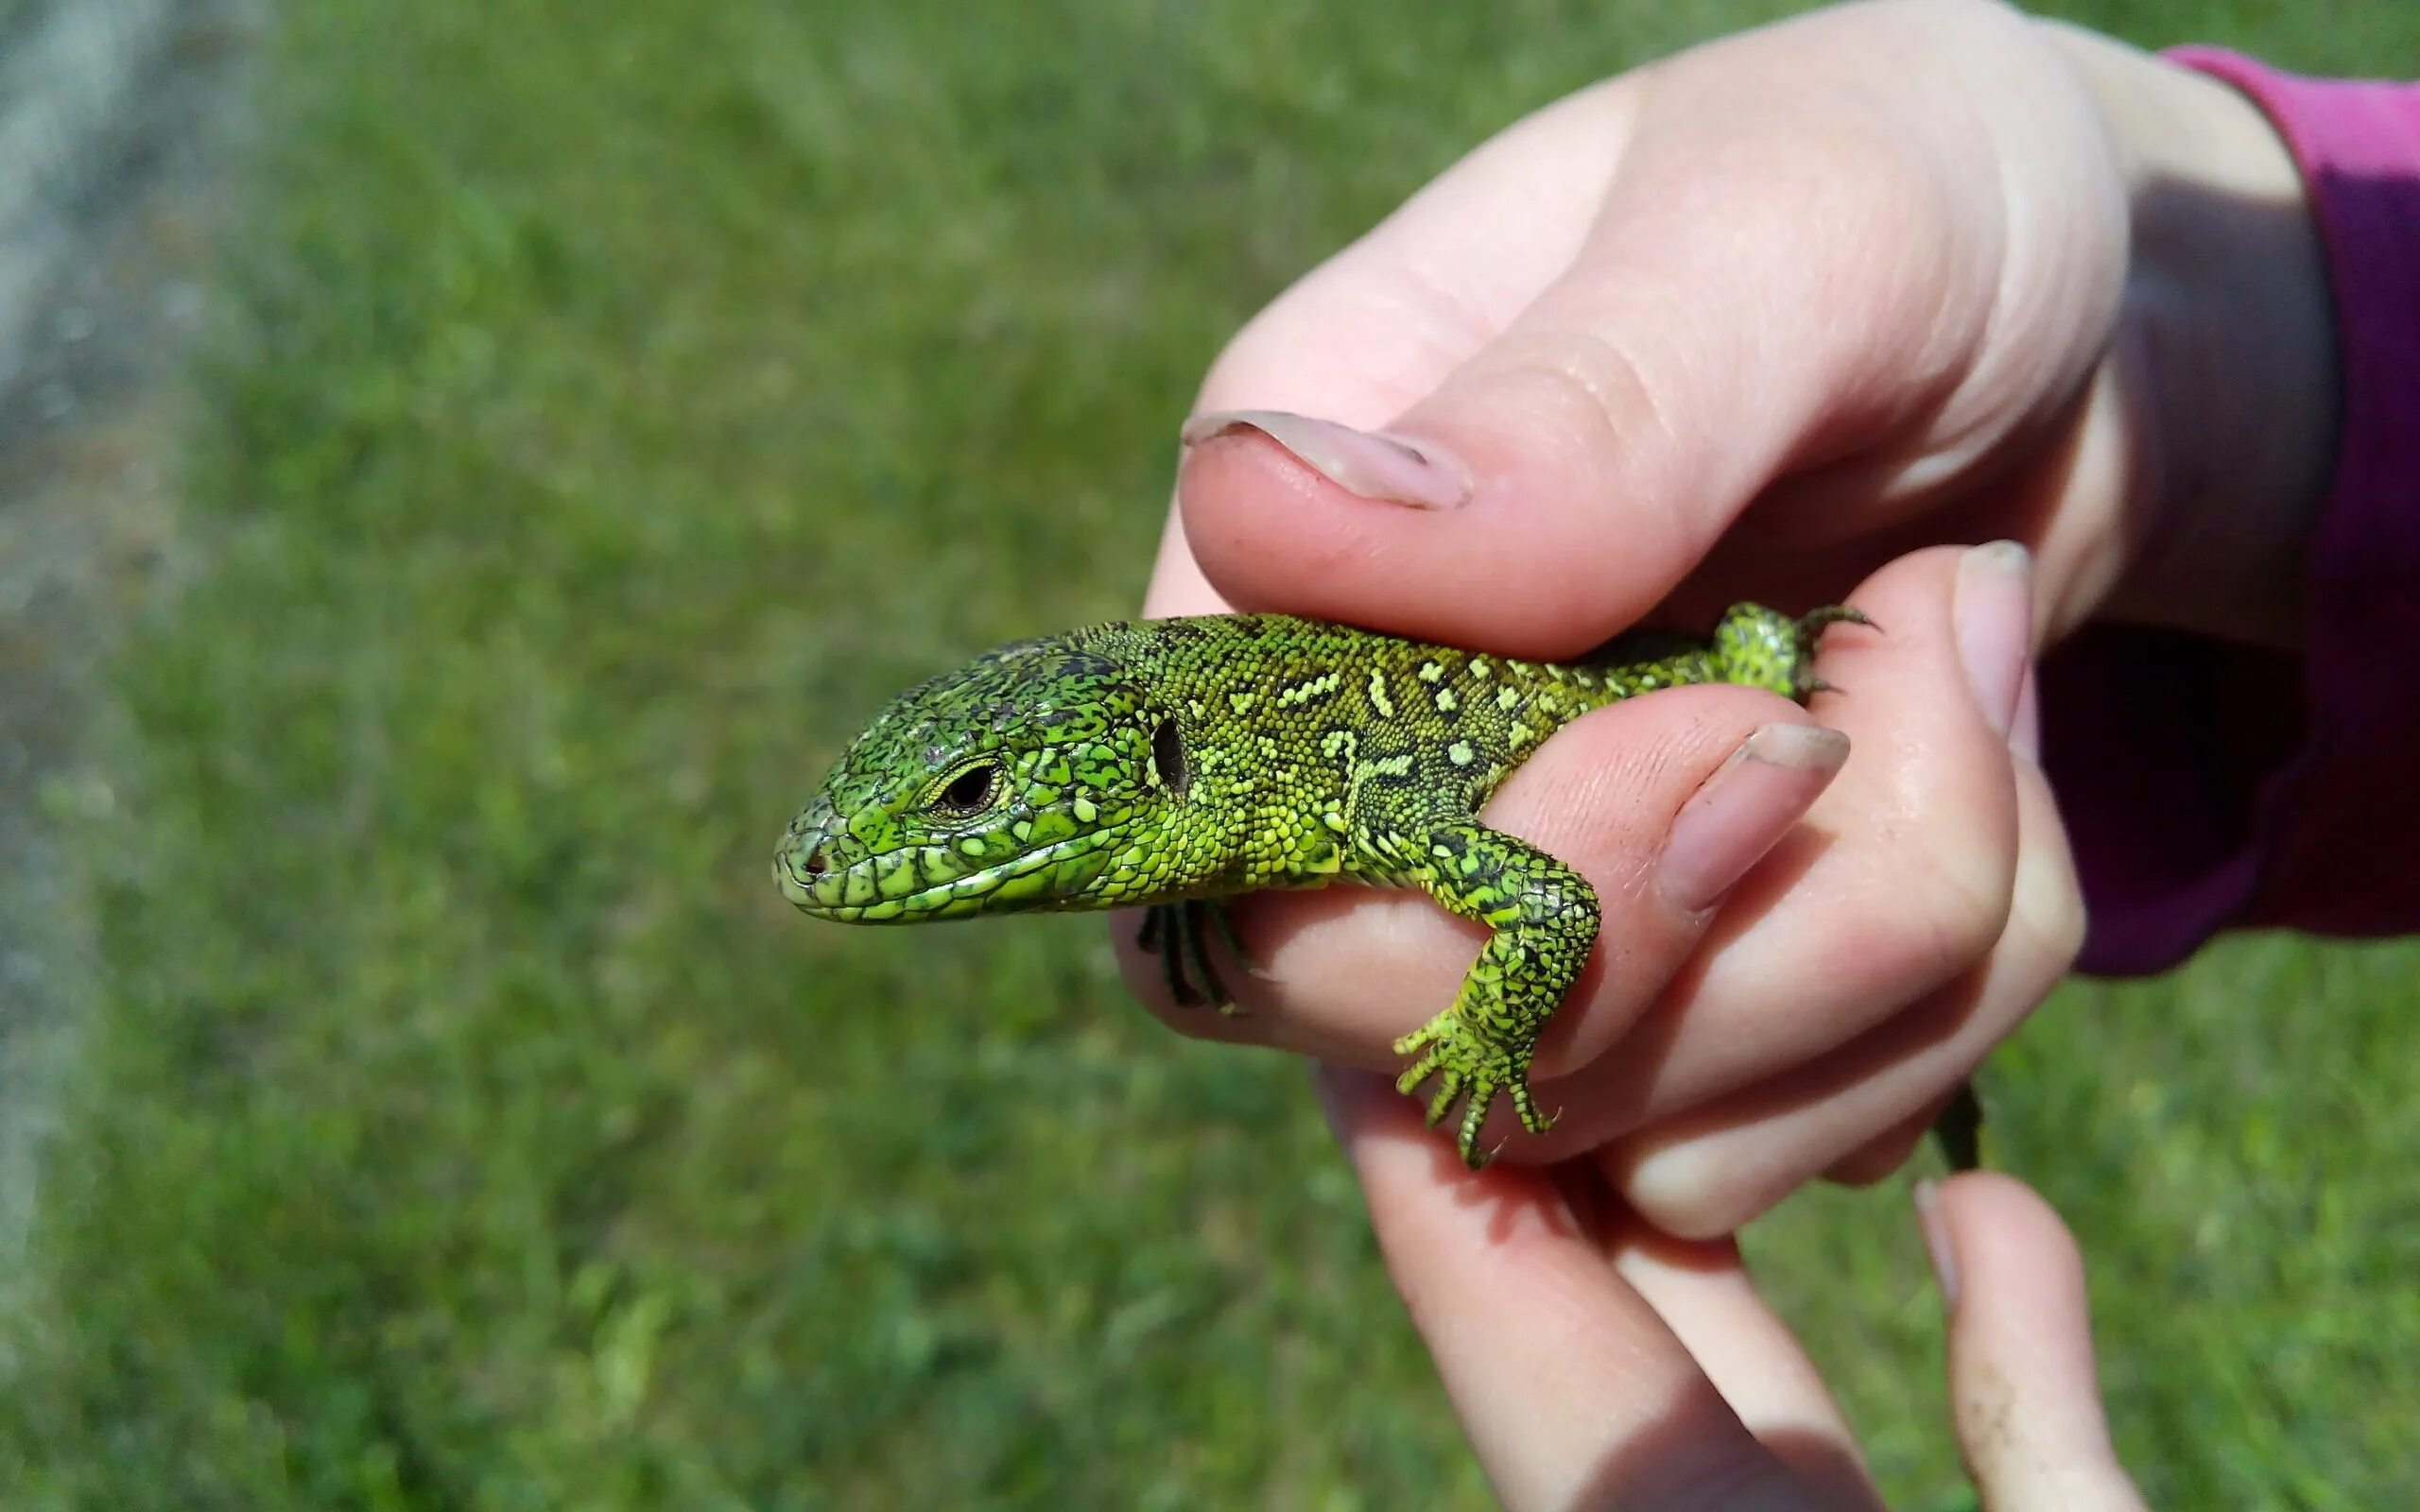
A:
<box><xmin>1317</xmin><ymin>1067</ymin><xmax>1876</xmax><ymax>1512</ymax></box>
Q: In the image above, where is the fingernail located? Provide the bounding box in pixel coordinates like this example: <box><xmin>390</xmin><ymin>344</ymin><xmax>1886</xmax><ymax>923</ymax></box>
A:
<box><xmin>1659</xmin><ymin>722</ymin><xmax>1850</xmax><ymax>913</ymax></box>
<box><xmin>1179</xmin><ymin>408</ymin><xmax>1471</xmax><ymax>509</ymax></box>
<box><xmin>1914</xmin><ymin>1178</ymin><xmax>1960</xmax><ymax>1310</ymax></box>
<box><xmin>1954</xmin><ymin>541</ymin><xmax>2033</xmax><ymax>740</ymax></box>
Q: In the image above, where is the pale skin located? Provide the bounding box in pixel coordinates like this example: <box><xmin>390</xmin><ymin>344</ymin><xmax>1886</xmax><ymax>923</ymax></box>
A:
<box><xmin>1122</xmin><ymin>0</ymin><xmax>2337</xmax><ymax>1503</ymax></box>
<box><xmin>1322</xmin><ymin>1071</ymin><xmax>2152</xmax><ymax>1510</ymax></box>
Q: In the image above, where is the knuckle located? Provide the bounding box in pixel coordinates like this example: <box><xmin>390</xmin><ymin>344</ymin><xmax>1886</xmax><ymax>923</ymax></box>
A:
<box><xmin>1461</xmin><ymin>325</ymin><xmax>1685</xmax><ymax>490</ymax></box>
<box><xmin>1623</xmin><ymin>1150</ymin><xmax>1775</xmax><ymax>1241</ymax></box>
<box><xmin>1826</xmin><ymin>1130</ymin><xmax>1923</xmax><ymax>1188</ymax></box>
<box><xmin>1927</xmin><ymin>845</ymin><xmax>2017</xmax><ymax>963</ymax></box>
<box><xmin>1870</xmin><ymin>826</ymin><xmax>2015</xmax><ymax>990</ymax></box>
<box><xmin>2010</xmin><ymin>827</ymin><xmax>2087</xmax><ymax>977</ymax></box>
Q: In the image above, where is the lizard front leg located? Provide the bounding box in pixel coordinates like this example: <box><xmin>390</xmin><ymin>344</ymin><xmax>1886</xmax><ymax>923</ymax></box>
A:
<box><xmin>1135</xmin><ymin>900</ymin><xmax>1253</xmax><ymax>1013</ymax></box>
<box><xmin>1389</xmin><ymin>821</ymin><xmax>1600</xmax><ymax>1168</ymax></box>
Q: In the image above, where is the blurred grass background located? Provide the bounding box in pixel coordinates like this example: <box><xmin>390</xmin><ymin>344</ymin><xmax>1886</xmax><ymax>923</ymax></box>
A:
<box><xmin>4</xmin><ymin>0</ymin><xmax>2416</xmax><ymax>1505</ymax></box>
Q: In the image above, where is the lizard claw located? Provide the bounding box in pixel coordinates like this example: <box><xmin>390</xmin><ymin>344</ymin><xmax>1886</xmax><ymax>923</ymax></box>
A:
<box><xmin>1793</xmin><ymin>605</ymin><xmax>1872</xmax><ymax>702</ymax></box>
<box><xmin>1798</xmin><ymin>604</ymin><xmax>1876</xmax><ymax>636</ymax></box>
<box><xmin>1392</xmin><ymin>1010</ymin><xmax>1555</xmax><ymax>1168</ymax></box>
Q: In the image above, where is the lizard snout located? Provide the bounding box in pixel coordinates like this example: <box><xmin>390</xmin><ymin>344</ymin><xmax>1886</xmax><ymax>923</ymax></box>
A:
<box><xmin>772</xmin><ymin>832</ymin><xmax>835</xmax><ymax>908</ymax></box>
<box><xmin>773</xmin><ymin>800</ymin><xmax>846</xmax><ymax>910</ymax></box>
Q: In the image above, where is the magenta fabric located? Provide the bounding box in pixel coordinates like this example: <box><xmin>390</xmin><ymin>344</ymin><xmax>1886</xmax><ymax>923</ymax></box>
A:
<box><xmin>2042</xmin><ymin>48</ymin><xmax>2420</xmax><ymax>973</ymax></box>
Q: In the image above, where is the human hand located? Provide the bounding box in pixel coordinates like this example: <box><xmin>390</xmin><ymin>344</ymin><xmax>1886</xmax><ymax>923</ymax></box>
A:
<box><xmin>1319</xmin><ymin>1066</ymin><xmax>2149</xmax><ymax>1511</ymax></box>
<box><xmin>1121</xmin><ymin>0</ymin><xmax>2336</xmax><ymax>1231</ymax></box>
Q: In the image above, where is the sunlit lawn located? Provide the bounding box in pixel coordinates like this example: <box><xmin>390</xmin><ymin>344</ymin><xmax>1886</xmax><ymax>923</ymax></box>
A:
<box><xmin>5</xmin><ymin>1</ymin><xmax>2414</xmax><ymax>1506</ymax></box>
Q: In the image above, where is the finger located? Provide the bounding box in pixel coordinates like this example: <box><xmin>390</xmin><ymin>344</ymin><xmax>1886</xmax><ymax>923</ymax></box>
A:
<box><xmin>1142</xmin><ymin>79</ymin><xmax>1643</xmax><ymax>624</ymax></box>
<box><xmin>1821</xmin><ymin>1091</ymin><xmax>1953</xmax><ymax>1188</ymax></box>
<box><xmin>1172</xmin><ymin>1</ymin><xmax>2118</xmax><ymax>656</ymax></box>
<box><xmin>1608</xmin><ymin>740</ymin><xmax>2080</xmax><ymax>1238</ymax></box>
<box><xmin>1610</xmin><ymin>1233</ymin><xmax>1883</xmax><ymax>1509</ymax></box>
<box><xmin>1114</xmin><ymin>686</ymin><xmax>1845</xmax><ymax>1090</ymax></box>
<box><xmin>1466</xmin><ymin>544</ymin><xmax>2030</xmax><ymax>1169</ymax></box>
<box><xmin>1187</xmin><ymin>82</ymin><xmax>1640</xmax><ymax>428</ymax></box>
<box><xmin>1317</xmin><ymin>1068</ymin><xmax>1852</xmax><ymax>1512</ymax></box>
<box><xmin>1918</xmin><ymin>1174</ymin><xmax>2150</xmax><ymax>1511</ymax></box>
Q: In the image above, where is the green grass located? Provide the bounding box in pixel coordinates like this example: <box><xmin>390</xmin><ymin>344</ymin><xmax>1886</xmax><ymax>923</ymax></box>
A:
<box><xmin>5</xmin><ymin>0</ymin><xmax>2415</xmax><ymax>1506</ymax></box>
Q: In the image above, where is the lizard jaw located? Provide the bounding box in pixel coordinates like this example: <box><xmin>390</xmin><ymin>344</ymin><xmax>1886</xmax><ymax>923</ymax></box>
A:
<box><xmin>776</xmin><ymin>820</ymin><xmax>1142</xmax><ymax>923</ymax></box>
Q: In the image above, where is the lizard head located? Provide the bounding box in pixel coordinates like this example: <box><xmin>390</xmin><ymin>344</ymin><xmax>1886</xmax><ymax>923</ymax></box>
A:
<box><xmin>775</xmin><ymin>633</ymin><xmax>1193</xmax><ymax>922</ymax></box>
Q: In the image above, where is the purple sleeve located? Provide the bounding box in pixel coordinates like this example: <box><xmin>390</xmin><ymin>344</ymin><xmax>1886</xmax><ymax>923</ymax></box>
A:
<box><xmin>2041</xmin><ymin>49</ymin><xmax>2420</xmax><ymax>973</ymax></box>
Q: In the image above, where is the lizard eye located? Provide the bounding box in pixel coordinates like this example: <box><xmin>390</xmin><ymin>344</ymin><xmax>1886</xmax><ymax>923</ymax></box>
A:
<box><xmin>933</xmin><ymin>763</ymin><xmax>1000</xmax><ymax>816</ymax></box>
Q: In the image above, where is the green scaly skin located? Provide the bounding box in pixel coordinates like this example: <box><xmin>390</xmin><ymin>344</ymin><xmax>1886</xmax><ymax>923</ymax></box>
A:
<box><xmin>776</xmin><ymin>603</ymin><xmax>1867</xmax><ymax>1168</ymax></box>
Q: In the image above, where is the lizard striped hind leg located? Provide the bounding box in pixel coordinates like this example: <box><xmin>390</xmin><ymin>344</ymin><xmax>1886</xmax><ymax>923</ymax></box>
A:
<box><xmin>1390</xmin><ymin>821</ymin><xmax>1601</xmax><ymax>1168</ymax></box>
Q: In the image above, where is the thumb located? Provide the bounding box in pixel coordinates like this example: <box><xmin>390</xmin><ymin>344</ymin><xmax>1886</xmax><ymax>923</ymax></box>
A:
<box><xmin>1173</xmin><ymin>0</ymin><xmax>2112</xmax><ymax>655</ymax></box>
<box><xmin>1918</xmin><ymin>1173</ymin><xmax>2150</xmax><ymax>1512</ymax></box>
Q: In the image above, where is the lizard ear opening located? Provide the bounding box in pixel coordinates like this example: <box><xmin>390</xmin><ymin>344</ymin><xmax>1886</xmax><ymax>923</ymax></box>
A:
<box><xmin>1150</xmin><ymin>717</ymin><xmax>1189</xmax><ymax>798</ymax></box>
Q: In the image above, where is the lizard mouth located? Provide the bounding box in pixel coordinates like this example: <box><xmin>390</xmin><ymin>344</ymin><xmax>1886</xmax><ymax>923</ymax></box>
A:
<box><xmin>776</xmin><ymin>820</ymin><xmax>1136</xmax><ymax>923</ymax></box>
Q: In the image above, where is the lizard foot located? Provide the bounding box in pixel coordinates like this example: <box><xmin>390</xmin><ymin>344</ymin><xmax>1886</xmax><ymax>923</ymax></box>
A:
<box><xmin>1135</xmin><ymin>900</ymin><xmax>1252</xmax><ymax>1015</ymax></box>
<box><xmin>1392</xmin><ymin>1009</ymin><xmax>1555</xmax><ymax>1169</ymax></box>
<box><xmin>1713</xmin><ymin>601</ymin><xmax>1876</xmax><ymax>700</ymax></box>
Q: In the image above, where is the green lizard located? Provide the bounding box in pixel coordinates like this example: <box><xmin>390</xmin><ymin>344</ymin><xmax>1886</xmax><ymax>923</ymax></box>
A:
<box><xmin>775</xmin><ymin>602</ymin><xmax>1879</xmax><ymax>1169</ymax></box>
